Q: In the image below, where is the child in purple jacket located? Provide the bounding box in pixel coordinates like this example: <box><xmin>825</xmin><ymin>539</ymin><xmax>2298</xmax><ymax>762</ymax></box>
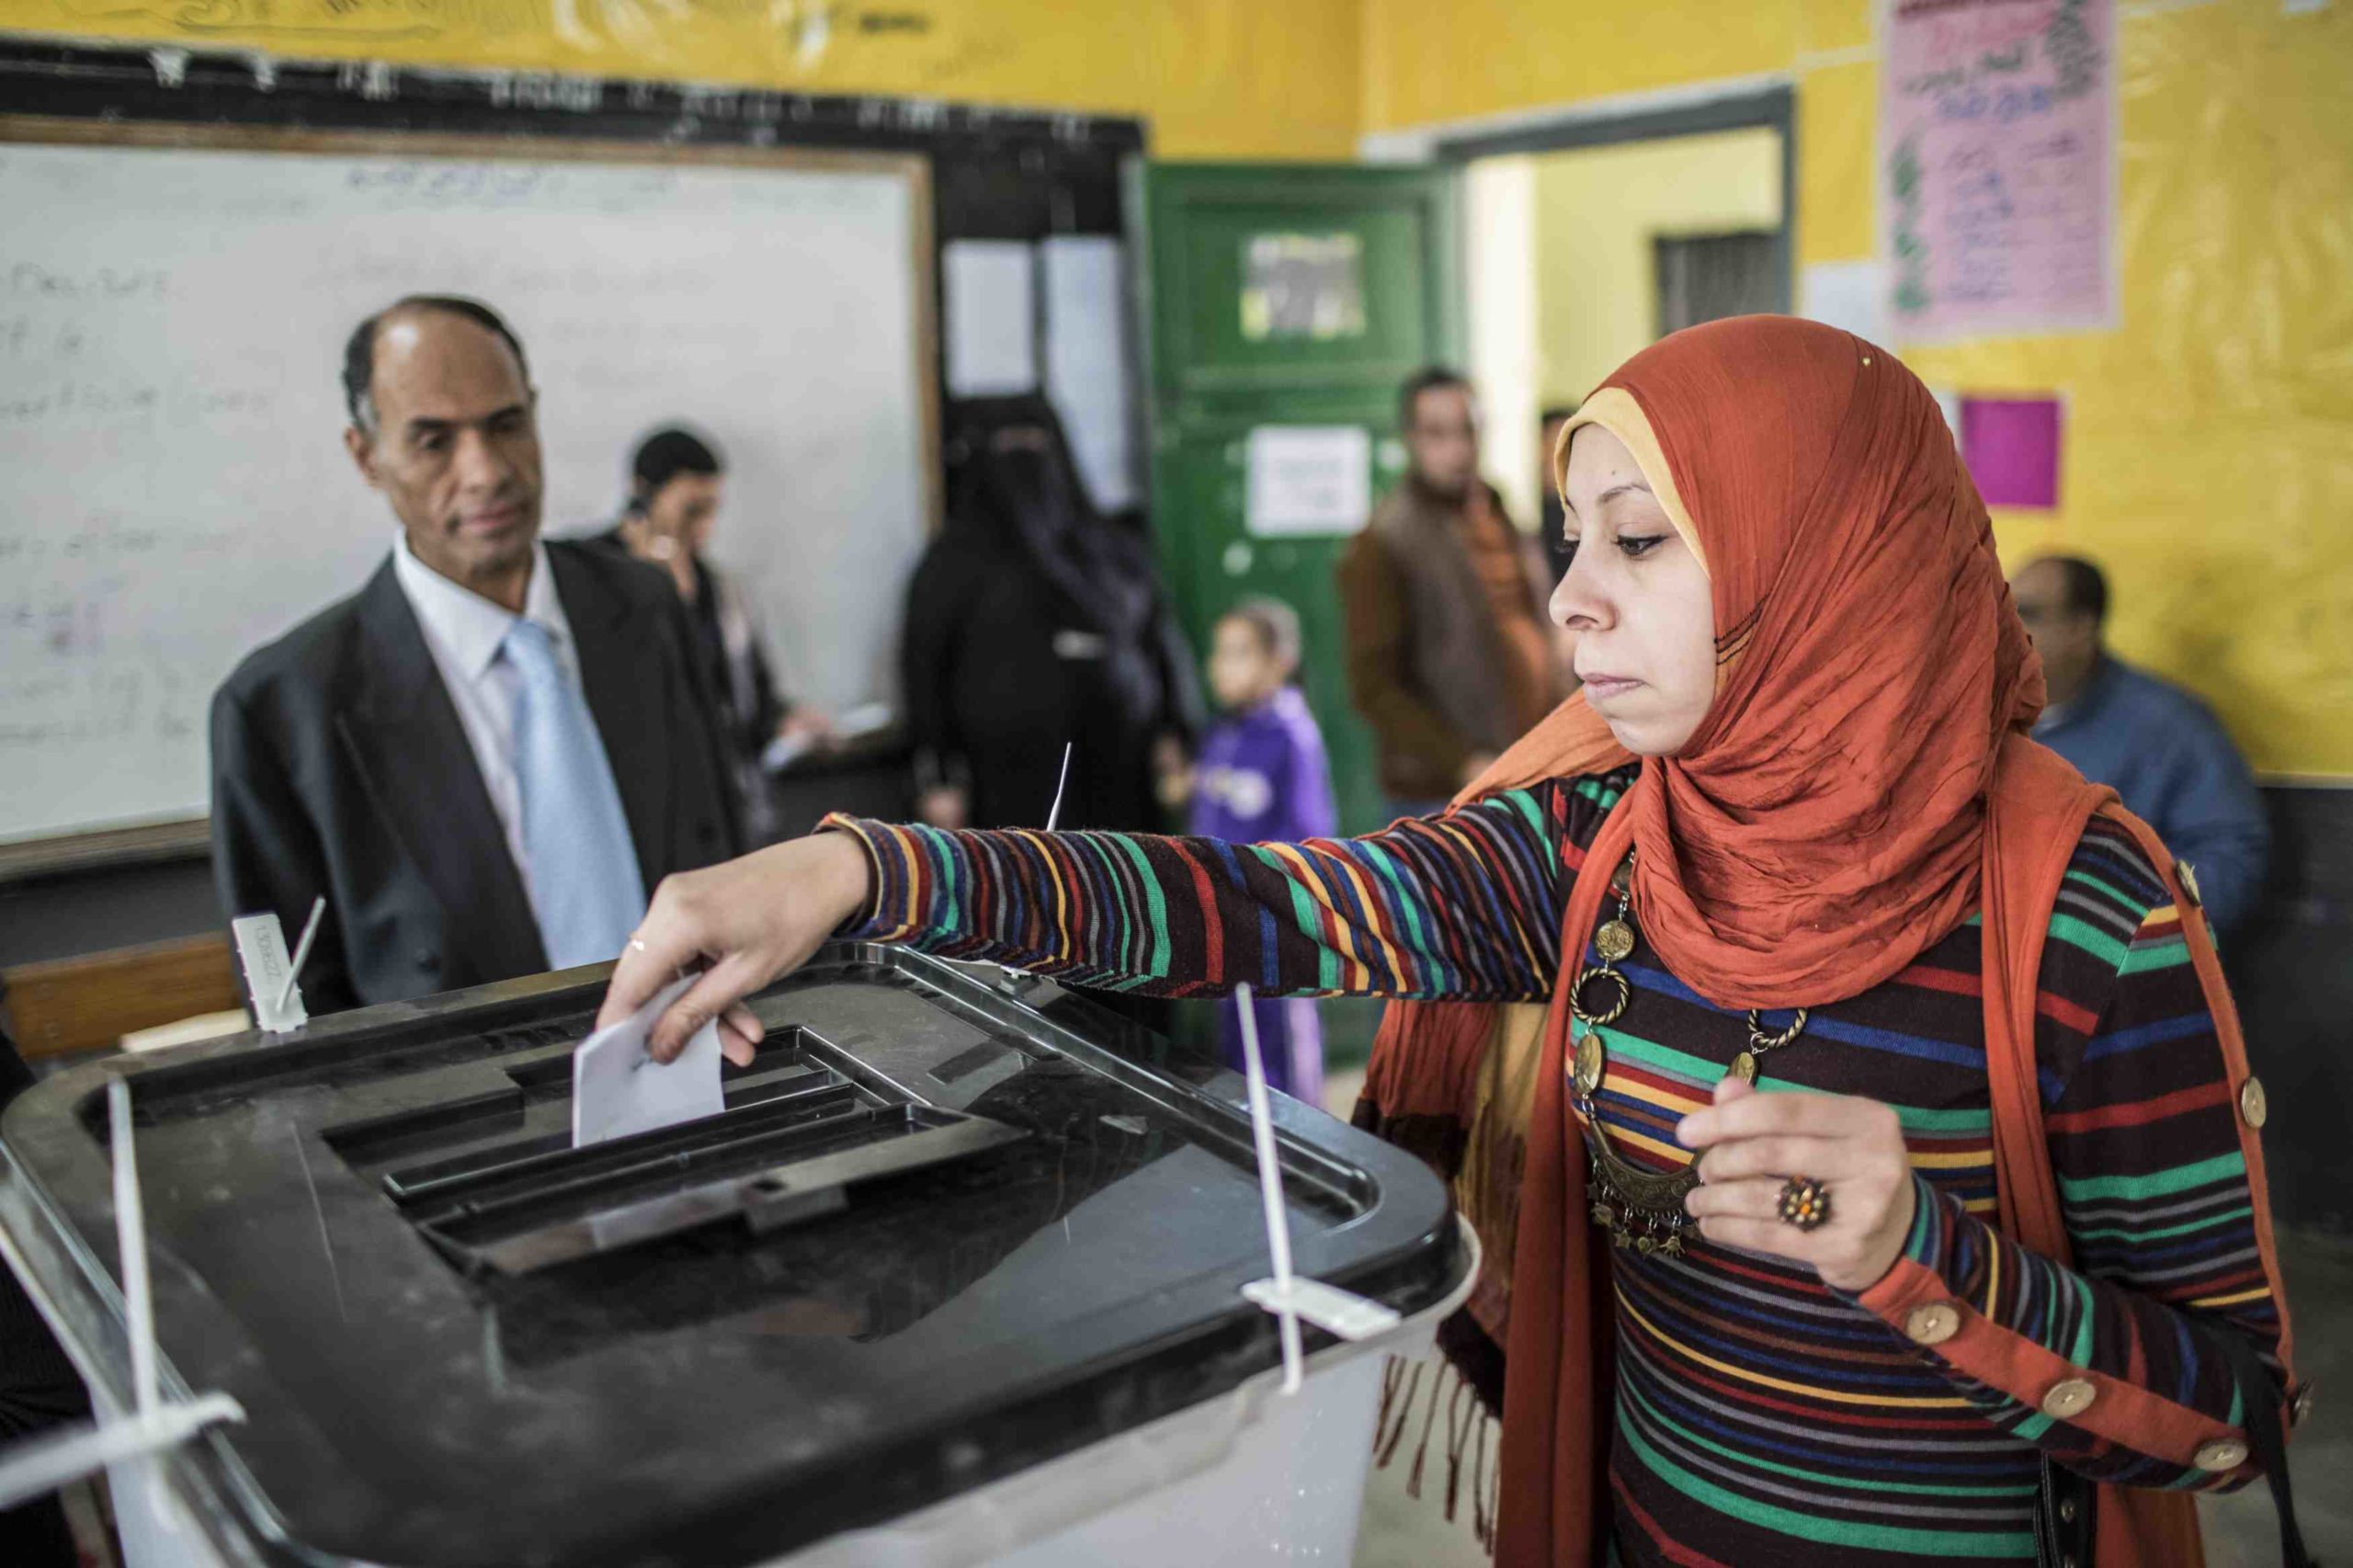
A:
<box><xmin>1185</xmin><ymin>598</ymin><xmax>1337</xmax><ymax>1103</ymax></box>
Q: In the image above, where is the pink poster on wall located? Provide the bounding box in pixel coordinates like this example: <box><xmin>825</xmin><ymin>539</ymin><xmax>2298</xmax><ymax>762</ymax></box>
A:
<box><xmin>1881</xmin><ymin>0</ymin><xmax>2116</xmax><ymax>343</ymax></box>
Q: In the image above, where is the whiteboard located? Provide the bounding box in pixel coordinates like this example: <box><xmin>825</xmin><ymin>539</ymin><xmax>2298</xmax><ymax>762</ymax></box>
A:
<box><xmin>0</xmin><ymin>127</ymin><xmax>936</xmax><ymax>849</ymax></box>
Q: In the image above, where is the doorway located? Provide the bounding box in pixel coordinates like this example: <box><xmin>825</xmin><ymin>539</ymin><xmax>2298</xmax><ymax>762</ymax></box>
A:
<box><xmin>1451</xmin><ymin>93</ymin><xmax>1792</xmax><ymax>535</ymax></box>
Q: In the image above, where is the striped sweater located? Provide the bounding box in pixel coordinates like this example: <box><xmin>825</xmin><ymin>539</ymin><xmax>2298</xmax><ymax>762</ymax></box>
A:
<box><xmin>827</xmin><ymin>767</ymin><xmax>2290</xmax><ymax>1564</ymax></box>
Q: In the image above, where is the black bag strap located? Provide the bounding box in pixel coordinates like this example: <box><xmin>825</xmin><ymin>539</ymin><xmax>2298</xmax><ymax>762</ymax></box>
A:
<box><xmin>2031</xmin><ymin>1456</ymin><xmax>2096</xmax><ymax>1568</ymax></box>
<box><xmin>2209</xmin><ymin>1325</ymin><xmax>2317</xmax><ymax>1568</ymax></box>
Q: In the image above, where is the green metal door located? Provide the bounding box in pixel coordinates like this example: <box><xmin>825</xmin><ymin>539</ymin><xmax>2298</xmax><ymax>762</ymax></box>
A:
<box><xmin>1135</xmin><ymin>163</ymin><xmax>1461</xmax><ymax>835</ymax></box>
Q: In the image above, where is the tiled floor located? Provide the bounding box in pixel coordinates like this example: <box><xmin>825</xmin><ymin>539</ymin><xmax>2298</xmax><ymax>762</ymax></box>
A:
<box><xmin>1321</xmin><ymin>1064</ymin><xmax>2350</xmax><ymax>1563</ymax></box>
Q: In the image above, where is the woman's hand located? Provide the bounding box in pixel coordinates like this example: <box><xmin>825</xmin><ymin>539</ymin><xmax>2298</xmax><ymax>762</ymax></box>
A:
<box><xmin>1151</xmin><ymin>733</ymin><xmax>1192</xmax><ymax>812</ymax></box>
<box><xmin>598</xmin><ymin>833</ymin><xmax>876</xmax><ymax>1065</ymax></box>
<box><xmin>915</xmin><ymin>785</ymin><xmax>970</xmax><ymax>830</ymax></box>
<box><xmin>619</xmin><ymin>517</ymin><xmax>698</xmax><ymax>602</ymax></box>
<box><xmin>779</xmin><ymin>708</ymin><xmax>835</xmax><ymax>747</ymax></box>
<box><xmin>1677</xmin><ymin>1076</ymin><xmax>1919</xmax><ymax>1291</ymax></box>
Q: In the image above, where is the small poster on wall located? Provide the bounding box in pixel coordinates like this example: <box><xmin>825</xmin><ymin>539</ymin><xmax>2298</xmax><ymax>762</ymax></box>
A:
<box><xmin>1959</xmin><ymin>395</ymin><xmax>2064</xmax><ymax>507</ymax></box>
<box><xmin>1245</xmin><ymin>426</ymin><xmax>1371</xmax><ymax>537</ymax></box>
<box><xmin>1881</xmin><ymin>0</ymin><xmax>2117</xmax><ymax>342</ymax></box>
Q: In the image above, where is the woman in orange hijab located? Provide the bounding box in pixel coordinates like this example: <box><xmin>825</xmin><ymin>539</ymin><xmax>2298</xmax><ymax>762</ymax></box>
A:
<box><xmin>609</xmin><ymin>317</ymin><xmax>2304</xmax><ymax>1567</ymax></box>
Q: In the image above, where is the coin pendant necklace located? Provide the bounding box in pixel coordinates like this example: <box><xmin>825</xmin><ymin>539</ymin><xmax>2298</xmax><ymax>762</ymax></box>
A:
<box><xmin>1567</xmin><ymin>848</ymin><xmax>1813</xmax><ymax>1255</ymax></box>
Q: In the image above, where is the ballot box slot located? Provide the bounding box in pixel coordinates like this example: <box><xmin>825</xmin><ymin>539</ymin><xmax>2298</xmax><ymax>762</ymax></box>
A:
<box><xmin>495</xmin><ymin>1024</ymin><xmax>820</xmax><ymax>1096</ymax></box>
<box><xmin>375</xmin><ymin>1077</ymin><xmax>865</xmax><ymax>1203</ymax></box>
<box><xmin>414</xmin><ymin>1101</ymin><xmax>930</xmax><ymax>1231</ymax></box>
<box><xmin>344</xmin><ymin>1017</ymin><xmax>1033</xmax><ymax>1278</ymax></box>
<box><xmin>406</xmin><ymin>1102</ymin><xmax>1028</xmax><ymax>1278</ymax></box>
<box><xmin>322</xmin><ymin>1088</ymin><xmax>529</xmax><ymax>1168</ymax></box>
<box><xmin>323</xmin><ymin>1027</ymin><xmax>841</xmax><ymax>1193</ymax></box>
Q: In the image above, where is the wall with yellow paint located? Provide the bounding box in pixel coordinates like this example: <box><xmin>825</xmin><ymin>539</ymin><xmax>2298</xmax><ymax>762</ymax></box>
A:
<box><xmin>1366</xmin><ymin>0</ymin><xmax>2353</xmax><ymax>779</ymax></box>
<box><xmin>0</xmin><ymin>0</ymin><xmax>1361</xmax><ymax>159</ymax></box>
<box><xmin>1532</xmin><ymin>128</ymin><xmax>1783</xmax><ymax>412</ymax></box>
<box><xmin>6</xmin><ymin>0</ymin><xmax>2347</xmax><ymax>771</ymax></box>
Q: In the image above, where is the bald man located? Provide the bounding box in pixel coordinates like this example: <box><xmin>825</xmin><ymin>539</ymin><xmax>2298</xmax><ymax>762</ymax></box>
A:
<box><xmin>2012</xmin><ymin>554</ymin><xmax>2269</xmax><ymax>935</ymax></box>
<box><xmin>209</xmin><ymin>296</ymin><xmax>740</xmax><ymax>1013</ymax></box>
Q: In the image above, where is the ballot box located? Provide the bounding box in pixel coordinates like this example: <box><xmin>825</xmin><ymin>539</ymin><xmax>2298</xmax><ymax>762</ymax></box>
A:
<box><xmin>0</xmin><ymin>943</ymin><xmax>1473</xmax><ymax>1567</ymax></box>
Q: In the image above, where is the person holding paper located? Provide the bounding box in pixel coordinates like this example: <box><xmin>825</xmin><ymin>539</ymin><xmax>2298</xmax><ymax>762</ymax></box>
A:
<box><xmin>586</xmin><ymin>426</ymin><xmax>832</xmax><ymax>845</ymax></box>
<box><xmin>1336</xmin><ymin>369</ymin><xmax>1566</xmax><ymax>818</ymax></box>
<box><xmin>208</xmin><ymin>296</ymin><xmax>742</xmax><ymax>1014</ymax></box>
<box><xmin>602</xmin><ymin>319</ymin><xmax>2304</xmax><ymax>1568</ymax></box>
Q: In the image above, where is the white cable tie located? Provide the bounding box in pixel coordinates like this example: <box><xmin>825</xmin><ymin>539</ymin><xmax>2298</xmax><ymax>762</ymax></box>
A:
<box><xmin>108</xmin><ymin>1077</ymin><xmax>158</xmax><ymax>1418</ymax></box>
<box><xmin>1233</xmin><ymin>983</ymin><xmax>1304</xmax><ymax>1394</ymax></box>
<box><xmin>278</xmin><ymin>895</ymin><xmax>326</xmax><ymax>1011</ymax></box>
<box><xmin>0</xmin><ymin>1394</ymin><xmax>244</xmax><ymax>1513</ymax></box>
<box><xmin>999</xmin><ymin>742</ymin><xmax>1077</xmax><ymax>1002</ymax></box>
<box><xmin>1233</xmin><ymin>987</ymin><xmax>1401</xmax><ymax>1383</ymax></box>
<box><xmin>1043</xmin><ymin>741</ymin><xmax>1074</xmax><ymax>832</ymax></box>
<box><xmin>4</xmin><ymin>1080</ymin><xmax>251</xmax><ymax>1519</ymax></box>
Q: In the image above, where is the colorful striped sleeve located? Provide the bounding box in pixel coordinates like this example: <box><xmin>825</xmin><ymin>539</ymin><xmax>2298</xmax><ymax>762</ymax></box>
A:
<box><xmin>1847</xmin><ymin>820</ymin><xmax>2292</xmax><ymax>1492</ymax></box>
<box><xmin>820</xmin><ymin>783</ymin><xmax>1578</xmax><ymax>1003</ymax></box>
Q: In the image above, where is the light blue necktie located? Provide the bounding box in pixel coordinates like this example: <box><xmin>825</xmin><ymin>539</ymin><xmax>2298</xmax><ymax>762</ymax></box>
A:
<box><xmin>501</xmin><ymin>619</ymin><xmax>647</xmax><ymax>969</ymax></box>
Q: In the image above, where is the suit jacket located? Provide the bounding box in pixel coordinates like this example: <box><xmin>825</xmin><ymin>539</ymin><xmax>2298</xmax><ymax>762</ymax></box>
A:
<box><xmin>209</xmin><ymin>540</ymin><xmax>743</xmax><ymax>1015</ymax></box>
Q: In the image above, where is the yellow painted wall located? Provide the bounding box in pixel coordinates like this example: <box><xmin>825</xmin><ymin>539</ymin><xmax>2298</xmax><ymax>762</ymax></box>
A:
<box><xmin>6</xmin><ymin>0</ymin><xmax>2347</xmax><ymax>771</ymax></box>
<box><xmin>1532</xmin><ymin>128</ymin><xmax>1783</xmax><ymax>412</ymax></box>
<box><xmin>1364</xmin><ymin>0</ymin><xmax>2353</xmax><ymax>779</ymax></box>
<box><xmin>0</xmin><ymin>0</ymin><xmax>1361</xmax><ymax>159</ymax></box>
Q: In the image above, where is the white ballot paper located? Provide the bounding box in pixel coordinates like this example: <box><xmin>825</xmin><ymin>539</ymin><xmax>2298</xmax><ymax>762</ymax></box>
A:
<box><xmin>571</xmin><ymin>973</ymin><xmax>725</xmax><ymax>1148</ymax></box>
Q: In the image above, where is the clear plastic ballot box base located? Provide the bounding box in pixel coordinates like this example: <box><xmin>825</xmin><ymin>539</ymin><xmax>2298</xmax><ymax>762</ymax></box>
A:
<box><xmin>0</xmin><ymin>945</ymin><xmax>1473</xmax><ymax>1567</ymax></box>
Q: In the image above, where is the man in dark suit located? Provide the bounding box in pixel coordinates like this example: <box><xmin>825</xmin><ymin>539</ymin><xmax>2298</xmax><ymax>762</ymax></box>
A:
<box><xmin>210</xmin><ymin>296</ymin><xmax>740</xmax><ymax>1014</ymax></box>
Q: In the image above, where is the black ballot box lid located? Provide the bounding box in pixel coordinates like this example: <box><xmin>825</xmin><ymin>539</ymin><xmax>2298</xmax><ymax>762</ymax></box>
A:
<box><xmin>0</xmin><ymin>943</ymin><xmax>1463</xmax><ymax>1567</ymax></box>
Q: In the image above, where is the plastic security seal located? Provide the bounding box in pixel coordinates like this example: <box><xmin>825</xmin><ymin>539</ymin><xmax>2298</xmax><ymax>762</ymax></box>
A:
<box><xmin>1233</xmin><ymin>983</ymin><xmax>1401</xmax><ymax>1394</ymax></box>
<box><xmin>230</xmin><ymin>896</ymin><xmax>322</xmax><ymax>1033</ymax></box>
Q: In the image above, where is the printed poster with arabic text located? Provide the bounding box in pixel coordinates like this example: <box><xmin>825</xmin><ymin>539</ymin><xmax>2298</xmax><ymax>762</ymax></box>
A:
<box><xmin>1881</xmin><ymin>0</ymin><xmax>2116</xmax><ymax>342</ymax></box>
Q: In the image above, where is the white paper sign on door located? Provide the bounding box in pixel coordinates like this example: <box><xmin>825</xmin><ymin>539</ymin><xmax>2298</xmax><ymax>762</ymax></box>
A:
<box><xmin>942</xmin><ymin>240</ymin><xmax>1037</xmax><ymax>397</ymax></box>
<box><xmin>1042</xmin><ymin>235</ymin><xmax>1137</xmax><ymax>512</ymax></box>
<box><xmin>1245</xmin><ymin>426</ymin><xmax>1371</xmax><ymax>538</ymax></box>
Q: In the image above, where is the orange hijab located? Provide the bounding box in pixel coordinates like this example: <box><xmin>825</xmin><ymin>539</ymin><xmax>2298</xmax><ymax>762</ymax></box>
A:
<box><xmin>1361</xmin><ymin>312</ymin><xmax>2030</xmax><ymax>1398</ymax></box>
<box><xmin>1359</xmin><ymin>317</ymin><xmax>2275</xmax><ymax>1563</ymax></box>
<box><xmin>1532</xmin><ymin>314</ymin><xmax>2041</xmax><ymax>1005</ymax></box>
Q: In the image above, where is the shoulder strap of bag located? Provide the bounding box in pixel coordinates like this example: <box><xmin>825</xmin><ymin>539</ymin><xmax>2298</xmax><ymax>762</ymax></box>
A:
<box><xmin>2210</xmin><ymin>1314</ymin><xmax>2318</xmax><ymax>1568</ymax></box>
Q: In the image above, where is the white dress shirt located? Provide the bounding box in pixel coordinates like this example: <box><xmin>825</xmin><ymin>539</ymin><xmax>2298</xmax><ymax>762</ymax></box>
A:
<box><xmin>390</xmin><ymin>536</ymin><xmax>589</xmax><ymax>923</ymax></box>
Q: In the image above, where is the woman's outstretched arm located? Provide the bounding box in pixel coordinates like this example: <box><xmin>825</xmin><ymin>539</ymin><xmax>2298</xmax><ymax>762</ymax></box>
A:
<box><xmin>831</xmin><ymin>787</ymin><xmax>1570</xmax><ymax>1003</ymax></box>
<box><xmin>605</xmin><ymin>781</ymin><xmax>1599</xmax><ymax>1062</ymax></box>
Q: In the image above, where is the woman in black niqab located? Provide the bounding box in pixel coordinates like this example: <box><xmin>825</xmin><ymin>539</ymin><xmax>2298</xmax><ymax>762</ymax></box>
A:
<box><xmin>901</xmin><ymin>396</ymin><xmax>1200</xmax><ymax>832</ymax></box>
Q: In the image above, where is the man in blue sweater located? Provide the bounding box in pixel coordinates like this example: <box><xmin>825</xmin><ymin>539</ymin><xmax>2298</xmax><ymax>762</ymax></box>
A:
<box><xmin>2013</xmin><ymin>555</ymin><xmax>2270</xmax><ymax>934</ymax></box>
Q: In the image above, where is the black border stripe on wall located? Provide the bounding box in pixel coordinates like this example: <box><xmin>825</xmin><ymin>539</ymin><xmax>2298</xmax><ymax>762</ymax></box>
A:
<box><xmin>0</xmin><ymin>39</ymin><xmax>1144</xmax><ymax>240</ymax></box>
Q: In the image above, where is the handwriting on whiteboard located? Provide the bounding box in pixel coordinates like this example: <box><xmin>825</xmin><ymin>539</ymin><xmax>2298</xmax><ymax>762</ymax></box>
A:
<box><xmin>0</xmin><ymin>135</ymin><xmax>930</xmax><ymax>846</ymax></box>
